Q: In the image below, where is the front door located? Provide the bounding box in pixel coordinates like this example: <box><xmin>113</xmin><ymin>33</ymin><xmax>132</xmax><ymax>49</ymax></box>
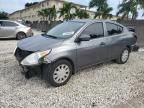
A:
<box><xmin>76</xmin><ymin>22</ymin><xmax>110</xmax><ymax>68</ymax></box>
<box><xmin>0</xmin><ymin>21</ymin><xmax>16</xmax><ymax>38</ymax></box>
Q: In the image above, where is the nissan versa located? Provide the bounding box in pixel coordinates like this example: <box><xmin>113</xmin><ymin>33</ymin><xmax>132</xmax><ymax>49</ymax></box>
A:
<box><xmin>14</xmin><ymin>20</ymin><xmax>137</xmax><ymax>87</ymax></box>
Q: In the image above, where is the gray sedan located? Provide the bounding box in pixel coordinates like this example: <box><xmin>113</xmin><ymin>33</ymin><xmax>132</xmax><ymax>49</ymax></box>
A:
<box><xmin>0</xmin><ymin>20</ymin><xmax>33</xmax><ymax>39</ymax></box>
<box><xmin>14</xmin><ymin>19</ymin><xmax>137</xmax><ymax>87</ymax></box>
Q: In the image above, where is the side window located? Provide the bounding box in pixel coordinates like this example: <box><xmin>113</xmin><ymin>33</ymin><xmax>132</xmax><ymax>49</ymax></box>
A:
<box><xmin>106</xmin><ymin>22</ymin><xmax>123</xmax><ymax>36</ymax></box>
<box><xmin>81</xmin><ymin>22</ymin><xmax>104</xmax><ymax>39</ymax></box>
<box><xmin>2</xmin><ymin>21</ymin><xmax>18</xmax><ymax>27</ymax></box>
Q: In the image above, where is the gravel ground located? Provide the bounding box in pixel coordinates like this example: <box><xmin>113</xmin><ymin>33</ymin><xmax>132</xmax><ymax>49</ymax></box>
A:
<box><xmin>0</xmin><ymin>40</ymin><xmax>144</xmax><ymax>108</ymax></box>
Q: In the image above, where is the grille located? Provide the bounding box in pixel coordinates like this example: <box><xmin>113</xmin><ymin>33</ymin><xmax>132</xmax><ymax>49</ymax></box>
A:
<box><xmin>15</xmin><ymin>48</ymin><xmax>33</xmax><ymax>62</ymax></box>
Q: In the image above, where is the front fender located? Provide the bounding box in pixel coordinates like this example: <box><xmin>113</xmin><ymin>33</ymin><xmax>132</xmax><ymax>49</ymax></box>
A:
<box><xmin>43</xmin><ymin>44</ymin><xmax>77</xmax><ymax>72</ymax></box>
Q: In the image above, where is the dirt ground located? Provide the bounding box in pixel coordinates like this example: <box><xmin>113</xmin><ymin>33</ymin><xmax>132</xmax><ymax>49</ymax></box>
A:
<box><xmin>0</xmin><ymin>40</ymin><xmax>144</xmax><ymax>108</ymax></box>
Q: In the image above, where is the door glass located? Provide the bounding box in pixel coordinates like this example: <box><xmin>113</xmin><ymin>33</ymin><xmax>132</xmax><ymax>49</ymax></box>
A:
<box><xmin>2</xmin><ymin>21</ymin><xmax>18</xmax><ymax>27</ymax></box>
<box><xmin>81</xmin><ymin>22</ymin><xmax>104</xmax><ymax>39</ymax></box>
<box><xmin>106</xmin><ymin>22</ymin><xmax>123</xmax><ymax>36</ymax></box>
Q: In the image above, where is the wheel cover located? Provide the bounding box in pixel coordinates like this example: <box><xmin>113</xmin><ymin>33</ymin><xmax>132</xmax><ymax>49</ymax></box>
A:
<box><xmin>121</xmin><ymin>50</ymin><xmax>129</xmax><ymax>62</ymax></box>
<box><xmin>17</xmin><ymin>33</ymin><xmax>25</xmax><ymax>39</ymax></box>
<box><xmin>53</xmin><ymin>64</ymin><xmax>70</xmax><ymax>84</ymax></box>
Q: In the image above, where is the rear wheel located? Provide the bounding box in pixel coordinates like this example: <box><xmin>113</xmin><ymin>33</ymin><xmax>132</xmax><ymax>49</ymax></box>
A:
<box><xmin>44</xmin><ymin>60</ymin><xmax>72</xmax><ymax>87</ymax></box>
<box><xmin>16</xmin><ymin>32</ymin><xmax>26</xmax><ymax>40</ymax></box>
<box><xmin>116</xmin><ymin>48</ymin><xmax>130</xmax><ymax>64</ymax></box>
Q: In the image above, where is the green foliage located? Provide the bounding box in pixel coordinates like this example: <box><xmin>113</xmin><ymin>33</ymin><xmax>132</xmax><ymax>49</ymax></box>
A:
<box><xmin>117</xmin><ymin>0</ymin><xmax>138</xmax><ymax>20</ymax></box>
<box><xmin>76</xmin><ymin>9</ymin><xmax>89</xmax><ymax>19</ymax></box>
<box><xmin>89</xmin><ymin>0</ymin><xmax>113</xmax><ymax>19</ymax></box>
<box><xmin>37</xmin><ymin>10</ymin><xmax>45</xmax><ymax>20</ymax></box>
<box><xmin>37</xmin><ymin>5</ymin><xmax>57</xmax><ymax>23</ymax></box>
<box><xmin>59</xmin><ymin>2</ymin><xmax>77</xmax><ymax>20</ymax></box>
<box><xmin>117</xmin><ymin>0</ymin><xmax>144</xmax><ymax>20</ymax></box>
<box><xmin>0</xmin><ymin>11</ymin><xmax>8</xmax><ymax>19</ymax></box>
<box><xmin>25</xmin><ymin>2</ymin><xmax>38</xmax><ymax>8</ymax></box>
<box><xmin>89</xmin><ymin>0</ymin><xmax>106</xmax><ymax>9</ymax></box>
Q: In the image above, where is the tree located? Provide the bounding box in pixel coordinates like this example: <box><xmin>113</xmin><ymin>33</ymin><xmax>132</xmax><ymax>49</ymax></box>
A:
<box><xmin>25</xmin><ymin>2</ymin><xmax>38</xmax><ymax>8</ymax></box>
<box><xmin>76</xmin><ymin>9</ymin><xmax>89</xmax><ymax>19</ymax></box>
<box><xmin>0</xmin><ymin>11</ymin><xmax>8</xmax><ymax>19</ymax></box>
<box><xmin>96</xmin><ymin>3</ymin><xmax>113</xmax><ymax>19</ymax></box>
<box><xmin>59</xmin><ymin>2</ymin><xmax>77</xmax><ymax>20</ymax></box>
<box><xmin>37</xmin><ymin>5</ymin><xmax>57</xmax><ymax>24</ymax></box>
<box><xmin>37</xmin><ymin>10</ymin><xmax>45</xmax><ymax>20</ymax></box>
<box><xmin>48</xmin><ymin>5</ymin><xmax>57</xmax><ymax>22</ymax></box>
<box><xmin>117</xmin><ymin>0</ymin><xmax>144</xmax><ymax>20</ymax></box>
<box><xmin>117</xmin><ymin>0</ymin><xmax>137</xmax><ymax>20</ymax></box>
<box><xmin>89</xmin><ymin>0</ymin><xmax>113</xmax><ymax>19</ymax></box>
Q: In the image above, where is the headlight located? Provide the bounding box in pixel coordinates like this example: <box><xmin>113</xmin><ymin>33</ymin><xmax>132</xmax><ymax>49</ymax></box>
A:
<box><xmin>21</xmin><ymin>49</ymin><xmax>51</xmax><ymax>66</ymax></box>
<box><xmin>13</xmin><ymin>47</ymin><xmax>17</xmax><ymax>55</ymax></box>
<box><xmin>13</xmin><ymin>44</ymin><xmax>18</xmax><ymax>55</ymax></box>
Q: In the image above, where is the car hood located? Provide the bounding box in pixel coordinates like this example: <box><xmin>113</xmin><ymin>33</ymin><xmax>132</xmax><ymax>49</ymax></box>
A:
<box><xmin>17</xmin><ymin>35</ymin><xmax>64</xmax><ymax>52</ymax></box>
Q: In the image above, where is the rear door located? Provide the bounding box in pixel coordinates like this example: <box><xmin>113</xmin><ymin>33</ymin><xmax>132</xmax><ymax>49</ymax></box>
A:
<box><xmin>104</xmin><ymin>22</ymin><xmax>125</xmax><ymax>59</ymax></box>
<box><xmin>0</xmin><ymin>21</ymin><xmax>18</xmax><ymax>38</ymax></box>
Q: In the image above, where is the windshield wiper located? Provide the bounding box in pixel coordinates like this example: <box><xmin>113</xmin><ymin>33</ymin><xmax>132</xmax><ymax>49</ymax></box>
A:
<box><xmin>42</xmin><ymin>34</ymin><xmax>58</xmax><ymax>39</ymax></box>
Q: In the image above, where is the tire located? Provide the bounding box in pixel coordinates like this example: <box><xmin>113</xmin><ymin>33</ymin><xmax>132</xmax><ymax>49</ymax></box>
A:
<box><xmin>43</xmin><ymin>60</ymin><xmax>72</xmax><ymax>87</ymax></box>
<box><xmin>16</xmin><ymin>32</ymin><xmax>26</xmax><ymax>40</ymax></box>
<box><xmin>116</xmin><ymin>48</ymin><xmax>130</xmax><ymax>64</ymax></box>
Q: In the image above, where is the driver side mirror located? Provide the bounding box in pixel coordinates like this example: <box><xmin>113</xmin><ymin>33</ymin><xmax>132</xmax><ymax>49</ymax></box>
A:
<box><xmin>76</xmin><ymin>34</ymin><xmax>91</xmax><ymax>42</ymax></box>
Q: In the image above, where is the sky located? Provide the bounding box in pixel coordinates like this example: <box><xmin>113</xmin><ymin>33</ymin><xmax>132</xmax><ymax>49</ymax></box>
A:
<box><xmin>0</xmin><ymin>0</ymin><xmax>144</xmax><ymax>19</ymax></box>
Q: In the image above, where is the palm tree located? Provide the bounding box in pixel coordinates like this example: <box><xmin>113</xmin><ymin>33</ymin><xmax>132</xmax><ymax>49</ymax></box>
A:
<box><xmin>48</xmin><ymin>5</ymin><xmax>57</xmax><ymax>22</ymax></box>
<box><xmin>98</xmin><ymin>3</ymin><xmax>113</xmax><ymax>19</ymax></box>
<box><xmin>59</xmin><ymin>2</ymin><xmax>77</xmax><ymax>20</ymax></box>
<box><xmin>37</xmin><ymin>5</ymin><xmax>57</xmax><ymax>23</ymax></box>
<box><xmin>89</xmin><ymin>0</ymin><xmax>113</xmax><ymax>19</ymax></box>
<box><xmin>117</xmin><ymin>0</ymin><xmax>138</xmax><ymax>20</ymax></box>
<box><xmin>89</xmin><ymin>0</ymin><xmax>106</xmax><ymax>19</ymax></box>
<box><xmin>123</xmin><ymin>0</ymin><xmax>144</xmax><ymax>8</ymax></box>
<box><xmin>37</xmin><ymin>9</ymin><xmax>45</xmax><ymax>20</ymax></box>
<box><xmin>133</xmin><ymin>0</ymin><xmax>144</xmax><ymax>17</ymax></box>
<box><xmin>76</xmin><ymin>9</ymin><xmax>89</xmax><ymax>19</ymax></box>
<box><xmin>117</xmin><ymin>0</ymin><xmax>144</xmax><ymax>20</ymax></box>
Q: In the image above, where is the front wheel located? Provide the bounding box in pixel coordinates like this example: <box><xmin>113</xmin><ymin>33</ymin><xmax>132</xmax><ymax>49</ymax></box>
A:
<box><xmin>44</xmin><ymin>60</ymin><xmax>72</xmax><ymax>87</ymax></box>
<box><xmin>116</xmin><ymin>48</ymin><xmax>130</xmax><ymax>64</ymax></box>
<box><xmin>16</xmin><ymin>32</ymin><xmax>26</xmax><ymax>40</ymax></box>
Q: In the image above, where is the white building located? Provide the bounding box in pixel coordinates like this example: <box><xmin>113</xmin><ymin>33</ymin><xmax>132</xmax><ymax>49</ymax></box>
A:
<box><xmin>9</xmin><ymin>0</ymin><xmax>95</xmax><ymax>22</ymax></box>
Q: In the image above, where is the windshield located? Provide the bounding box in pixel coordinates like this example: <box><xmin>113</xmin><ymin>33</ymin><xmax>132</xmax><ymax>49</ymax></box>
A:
<box><xmin>17</xmin><ymin>20</ymin><xmax>26</xmax><ymax>25</ymax></box>
<box><xmin>46</xmin><ymin>21</ymin><xmax>85</xmax><ymax>39</ymax></box>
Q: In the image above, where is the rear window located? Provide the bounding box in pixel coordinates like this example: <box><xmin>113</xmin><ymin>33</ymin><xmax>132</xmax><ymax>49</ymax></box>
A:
<box><xmin>106</xmin><ymin>22</ymin><xmax>123</xmax><ymax>36</ymax></box>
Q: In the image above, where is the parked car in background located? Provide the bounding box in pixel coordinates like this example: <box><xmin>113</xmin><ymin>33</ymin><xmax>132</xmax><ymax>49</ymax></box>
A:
<box><xmin>14</xmin><ymin>19</ymin><xmax>137</xmax><ymax>87</ymax></box>
<box><xmin>0</xmin><ymin>20</ymin><xmax>33</xmax><ymax>39</ymax></box>
<box><xmin>127</xmin><ymin>27</ymin><xmax>139</xmax><ymax>51</ymax></box>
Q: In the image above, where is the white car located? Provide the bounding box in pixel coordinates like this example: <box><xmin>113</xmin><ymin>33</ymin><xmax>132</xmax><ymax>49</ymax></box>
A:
<box><xmin>0</xmin><ymin>20</ymin><xmax>33</xmax><ymax>39</ymax></box>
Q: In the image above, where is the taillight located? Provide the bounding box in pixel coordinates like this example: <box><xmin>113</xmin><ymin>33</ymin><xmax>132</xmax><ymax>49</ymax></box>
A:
<box><xmin>27</xmin><ymin>28</ymin><xmax>32</xmax><ymax>33</ymax></box>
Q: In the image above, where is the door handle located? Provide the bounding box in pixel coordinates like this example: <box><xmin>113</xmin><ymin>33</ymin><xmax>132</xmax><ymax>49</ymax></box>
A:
<box><xmin>100</xmin><ymin>42</ymin><xmax>105</xmax><ymax>46</ymax></box>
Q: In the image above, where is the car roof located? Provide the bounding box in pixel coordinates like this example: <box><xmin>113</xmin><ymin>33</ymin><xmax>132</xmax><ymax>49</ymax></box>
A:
<box><xmin>0</xmin><ymin>20</ymin><xmax>26</xmax><ymax>27</ymax></box>
<box><xmin>71</xmin><ymin>19</ymin><xmax>110</xmax><ymax>23</ymax></box>
<box><xmin>0</xmin><ymin>20</ymin><xmax>17</xmax><ymax>22</ymax></box>
<box><xmin>71</xmin><ymin>19</ymin><xmax>124</xmax><ymax>27</ymax></box>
